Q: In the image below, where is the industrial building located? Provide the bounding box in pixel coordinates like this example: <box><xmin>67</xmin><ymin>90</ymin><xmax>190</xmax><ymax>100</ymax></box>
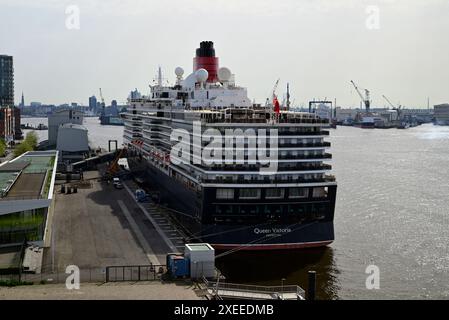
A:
<box><xmin>434</xmin><ymin>104</ymin><xmax>449</xmax><ymax>125</ymax></box>
<box><xmin>0</xmin><ymin>150</ymin><xmax>58</xmax><ymax>245</ymax></box>
<box><xmin>48</xmin><ymin>107</ymin><xmax>83</xmax><ymax>146</ymax></box>
<box><xmin>56</xmin><ymin>123</ymin><xmax>89</xmax><ymax>162</ymax></box>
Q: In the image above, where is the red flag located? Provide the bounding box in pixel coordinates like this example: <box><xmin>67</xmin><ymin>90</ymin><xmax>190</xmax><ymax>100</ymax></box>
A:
<box><xmin>273</xmin><ymin>96</ymin><xmax>280</xmax><ymax>114</ymax></box>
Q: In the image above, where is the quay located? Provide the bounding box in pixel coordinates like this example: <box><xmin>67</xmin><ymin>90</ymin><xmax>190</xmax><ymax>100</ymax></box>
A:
<box><xmin>0</xmin><ymin>151</ymin><xmax>308</xmax><ymax>300</ymax></box>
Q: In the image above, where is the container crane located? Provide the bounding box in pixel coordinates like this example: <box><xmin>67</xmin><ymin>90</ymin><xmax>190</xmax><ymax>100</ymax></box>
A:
<box><xmin>350</xmin><ymin>80</ymin><xmax>370</xmax><ymax>114</ymax></box>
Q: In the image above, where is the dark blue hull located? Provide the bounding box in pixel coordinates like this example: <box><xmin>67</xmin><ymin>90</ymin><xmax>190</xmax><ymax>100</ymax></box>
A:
<box><xmin>128</xmin><ymin>156</ymin><xmax>336</xmax><ymax>250</ymax></box>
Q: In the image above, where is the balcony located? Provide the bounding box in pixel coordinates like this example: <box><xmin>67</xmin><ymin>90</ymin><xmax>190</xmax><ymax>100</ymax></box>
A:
<box><xmin>278</xmin><ymin>142</ymin><xmax>331</xmax><ymax>148</ymax></box>
<box><xmin>198</xmin><ymin>163</ymin><xmax>332</xmax><ymax>172</ymax></box>
<box><xmin>200</xmin><ymin>175</ymin><xmax>336</xmax><ymax>185</ymax></box>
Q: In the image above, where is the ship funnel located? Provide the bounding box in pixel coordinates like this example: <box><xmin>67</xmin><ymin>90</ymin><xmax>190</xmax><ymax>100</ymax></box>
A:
<box><xmin>193</xmin><ymin>41</ymin><xmax>219</xmax><ymax>82</ymax></box>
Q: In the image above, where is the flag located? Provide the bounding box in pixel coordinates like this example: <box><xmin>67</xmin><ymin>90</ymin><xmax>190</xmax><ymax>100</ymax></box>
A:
<box><xmin>273</xmin><ymin>95</ymin><xmax>280</xmax><ymax>114</ymax></box>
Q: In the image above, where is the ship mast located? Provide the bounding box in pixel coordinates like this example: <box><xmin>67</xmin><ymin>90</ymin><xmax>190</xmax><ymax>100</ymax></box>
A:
<box><xmin>157</xmin><ymin>66</ymin><xmax>163</xmax><ymax>87</ymax></box>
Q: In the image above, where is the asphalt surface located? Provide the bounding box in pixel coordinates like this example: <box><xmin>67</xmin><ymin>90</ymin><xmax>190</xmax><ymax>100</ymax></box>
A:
<box><xmin>42</xmin><ymin>175</ymin><xmax>172</xmax><ymax>272</ymax></box>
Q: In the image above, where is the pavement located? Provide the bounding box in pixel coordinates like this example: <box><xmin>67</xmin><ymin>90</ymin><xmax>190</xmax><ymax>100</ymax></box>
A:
<box><xmin>42</xmin><ymin>173</ymin><xmax>173</xmax><ymax>273</ymax></box>
<box><xmin>0</xmin><ymin>281</ymin><xmax>202</xmax><ymax>300</ymax></box>
<box><xmin>1</xmin><ymin>170</ymin><xmax>204</xmax><ymax>300</ymax></box>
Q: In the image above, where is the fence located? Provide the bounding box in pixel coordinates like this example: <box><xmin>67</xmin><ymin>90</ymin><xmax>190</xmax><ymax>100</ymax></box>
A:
<box><xmin>0</xmin><ymin>263</ymin><xmax>169</xmax><ymax>285</ymax></box>
<box><xmin>105</xmin><ymin>265</ymin><xmax>167</xmax><ymax>282</ymax></box>
<box><xmin>0</xmin><ymin>267</ymin><xmax>107</xmax><ymax>284</ymax></box>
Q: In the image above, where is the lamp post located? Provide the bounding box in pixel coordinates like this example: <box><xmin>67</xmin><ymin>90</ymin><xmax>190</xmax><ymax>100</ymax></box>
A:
<box><xmin>281</xmin><ymin>278</ymin><xmax>286</xmax><ymax>300</ymax></box>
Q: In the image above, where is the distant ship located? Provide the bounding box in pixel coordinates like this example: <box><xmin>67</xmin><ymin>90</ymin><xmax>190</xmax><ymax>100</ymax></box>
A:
<box><xmin>123</xmin><ymin>41</ymin><xmax>337</xmax><ymax>250</ymax></box>
<box><xmin>100</xmin><ymin>114</ymin><xmax>124</xmax><ymax>126</ymax></box>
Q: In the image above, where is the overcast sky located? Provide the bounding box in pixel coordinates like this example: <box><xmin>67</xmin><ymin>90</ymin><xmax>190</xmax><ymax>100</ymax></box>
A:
<box><xmin>1</xmin><ymin>0</ymin><xmax>448</xmax><ymax>108</ymax></box>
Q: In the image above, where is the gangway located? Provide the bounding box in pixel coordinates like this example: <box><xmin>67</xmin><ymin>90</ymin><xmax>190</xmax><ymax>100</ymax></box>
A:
<box><xmin>202</xmin><ymin>277</ymin><xmax>305</xmax><ymax>300</ymax></box>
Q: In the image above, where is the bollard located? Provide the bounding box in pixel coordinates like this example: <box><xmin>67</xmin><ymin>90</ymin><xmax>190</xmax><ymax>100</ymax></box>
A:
<box><xmin>67</xmin><ymin>186</ymin><xmax>72</xmax><ymax>194</ymax></box>
<box><xmin>307</xmin><ymin>271</ymin><xmax>316</xmax><ymax>301</ymax></box>
<box><xmin>61</xmin><ymin>184</ymin><xmax>65</xmax><ymax>194</ymax></box>
<box><xmin>73</xmin><ymin>186</ymin><xmax>78</xmax><ymax>193</ymax></box>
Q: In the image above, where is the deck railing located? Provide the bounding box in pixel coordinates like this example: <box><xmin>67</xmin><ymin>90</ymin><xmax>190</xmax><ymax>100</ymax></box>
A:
<box><xmin>203</xmin><ymin>277</ymin><xmax>305</xmax><ymax>300</ymax></box>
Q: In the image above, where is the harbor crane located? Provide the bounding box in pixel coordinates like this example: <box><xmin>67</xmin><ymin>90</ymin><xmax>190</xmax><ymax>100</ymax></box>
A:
<box><xmin>350</xmin><ymin>80</ymin><xmax>370</xmax><ymax>114</ymax></box>
<box><xmin>265</xmin><ymin>78</ymin><xmax>280</xmax><ymax>106</ymax></box>
<box><xmin>382</xmin><ymin>94</ymin><xmax>395</xmax><ymax>109</ymax></box>
<box><xmin>99</xmin><ymin>88</ymin><xmax>106</xmax><ymax>115</ymax></box>
<box><xmin>383</xmin><ymin>94</ymin><xmax>402</xmax><ymax>119</ymax></box>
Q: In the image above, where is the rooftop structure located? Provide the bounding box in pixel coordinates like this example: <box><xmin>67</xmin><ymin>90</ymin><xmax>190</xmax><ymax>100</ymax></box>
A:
<box><xmin>0</xmin><ymin>150</ymin><xmax>58</xmax><ymax>245</ymax></box>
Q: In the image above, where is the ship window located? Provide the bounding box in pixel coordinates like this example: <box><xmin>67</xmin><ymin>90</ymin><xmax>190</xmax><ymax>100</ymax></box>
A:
<box><xmin>216</xmin><ymin>188</ymin><xmax>234</xmax><ymax>200</ymax></box>
<box><xmin>289</xmin><ymin>188</ymin><xmax>308</xmax><ymax>199</ymax></box>
<box><xmin>239</xmin><ymin>188</ymin><xmax>261</xmax><ymax>199</ymax></box>
<box><xmin>312</xmin><ymin>187</ymin><xmax>327</xmax><ymax>198</ymax></box>
<box><xmin>265</xmin><ymin>188</ymin><xmax>285</xmax><ymax>199</ymax></box>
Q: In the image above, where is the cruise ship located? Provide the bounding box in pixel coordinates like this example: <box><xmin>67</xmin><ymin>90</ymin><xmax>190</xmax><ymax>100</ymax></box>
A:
<box><xmin>123</xmin><ymin>41</ymin><xmax>337</xmax><ymax>250</ymax></box>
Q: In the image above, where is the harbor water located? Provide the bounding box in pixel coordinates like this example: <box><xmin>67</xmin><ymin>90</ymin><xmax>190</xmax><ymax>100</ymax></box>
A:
<box><xmin>21</xmin><ymin>117</ymin><xmax>449</xmax><ymax>299</ymax></box>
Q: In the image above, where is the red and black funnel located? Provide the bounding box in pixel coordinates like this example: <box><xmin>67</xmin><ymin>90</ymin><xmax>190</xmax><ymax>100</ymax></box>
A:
<box><xmin>193</xmin><ymin>41</ymin><xmax>219</xmax><ymax>82</ymax></box>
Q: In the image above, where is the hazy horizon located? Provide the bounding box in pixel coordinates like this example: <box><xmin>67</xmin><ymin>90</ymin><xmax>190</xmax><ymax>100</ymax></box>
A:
<box><xmin>1</xmin><ymin>0</ymin><xmax>448</xmax><ymax>108</ymax></box>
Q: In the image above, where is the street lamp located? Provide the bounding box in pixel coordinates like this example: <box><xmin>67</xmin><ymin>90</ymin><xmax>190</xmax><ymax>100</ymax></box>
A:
<box><xmin>281</xmin><ymin>278</ymin><xmax>286</xmax><ymax>300</ymax></box>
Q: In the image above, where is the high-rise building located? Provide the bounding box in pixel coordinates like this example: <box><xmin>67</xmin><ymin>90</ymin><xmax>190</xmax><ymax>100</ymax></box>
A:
<box><xmin>0</xmin><ymin>55</ymin><xmax>14</xmax><ymax>108</ymax></box>
<box><xmin>129</xmin><ymin>88</ymin><xmax>141</xmax><ymax>100</ymax></box>
<box><xmin>89</xmin><ymin>95</ymin><xmax>97</xmax><ymax>112</ymax></box>
<box><xmin>111</xmin><ymin>99</ymin><xmax>118</xmax><ymax>115</ymax></box>
<box><xmin>0</xmin><ymin>55</ymin><xmax>21</xmax><ymax>142</ymax></box>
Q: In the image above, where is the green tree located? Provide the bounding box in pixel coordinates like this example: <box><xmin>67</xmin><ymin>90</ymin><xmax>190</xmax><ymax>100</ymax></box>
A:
<box><xmin>25</xmin><ymin>131</ymin><xmax>38</xmax><ymax>149</ymax></box>
<box><xmin>0</xmin><ymin>139</ymin><xmax>6</xmax><ymax>157</ymax></box>
<box><xmin>13</xmin><ymin>131</ymin><xmax>38</xmax><ymax>157</ymax></box>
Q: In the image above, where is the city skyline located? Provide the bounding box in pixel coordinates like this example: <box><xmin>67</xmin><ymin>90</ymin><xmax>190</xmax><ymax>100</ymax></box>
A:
<box><xmin>1</xmin><ymin>0</ymin><xmax>448</xmax><ymax>108</ymax></box>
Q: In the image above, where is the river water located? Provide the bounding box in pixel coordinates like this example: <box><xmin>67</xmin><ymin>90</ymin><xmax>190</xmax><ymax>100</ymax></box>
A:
<box><xmin>22</xmin><ymin>117</ymin><xmax>449</xmax><ymax>299</ymax></box>
<box><xmin>21</xmin><ymin>117</ymin><xmax>123</xmax><ymax>150</ymax></box>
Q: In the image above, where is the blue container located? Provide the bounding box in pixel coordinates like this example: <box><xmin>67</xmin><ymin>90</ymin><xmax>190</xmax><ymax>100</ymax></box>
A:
<box><xmin>167</xmin><ymin>254</ymin><xmax>189</xmax><ymax>277</ymax></box>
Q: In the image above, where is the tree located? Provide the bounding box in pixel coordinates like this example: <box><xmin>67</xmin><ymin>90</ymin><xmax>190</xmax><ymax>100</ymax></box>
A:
<box><xmin>0</xmin><ymin>139</ymin><xmax>6</xmax><ymax>157</ymax></box>
<box><xmin>13</xmin><ymin>131</ymin><xmax>38</xmax><ymax>157</ymax></box>
<box><xmin>25</xmin><ymin>131</ymin><xmax>38</xmax><ymax>149</ymax></box>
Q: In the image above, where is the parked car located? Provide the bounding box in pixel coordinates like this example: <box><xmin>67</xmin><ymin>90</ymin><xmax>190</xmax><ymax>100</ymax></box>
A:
<box><xmin>134</xmin><ymin>189</ymin><xmax>149</xmax><ymax>202</ymax></box>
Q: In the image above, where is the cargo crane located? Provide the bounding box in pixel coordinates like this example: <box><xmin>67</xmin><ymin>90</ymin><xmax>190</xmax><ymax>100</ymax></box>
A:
<box><xmin>382</xmin><ymin>94</ymin><xmax>395</xmax><ymax>109</ymax></box>
<box><xmin>265</xmin><ymin>78</ymin><xmax>280</xmax><ymax>107</ymax></box>
<box><xmin>382</xmin><ymin>95</ymin><xmax>402</xmax><ymax>119</ymax></box>
<box><xmin>99</xmin><ymin>88</ymin><xmax>106</xmax><ymax>117</ymax></box>
<box><xmin>107</xmin><ymin>148</ymin><xmax>126</xmax><ymax>175</ymax></box>
<box><xmin>350</xmin><ymin>80</ymin><xmax>370</xmax><ymax>114</ymax></box>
